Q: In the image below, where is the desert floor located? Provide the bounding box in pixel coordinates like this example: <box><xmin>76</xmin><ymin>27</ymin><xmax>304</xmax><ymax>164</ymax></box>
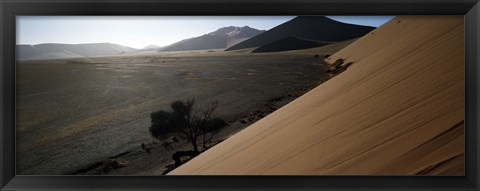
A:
<box><xmin>16</xmin><ymin>43</ymin><xmax>348</xmax><ymax>175</ymax></box>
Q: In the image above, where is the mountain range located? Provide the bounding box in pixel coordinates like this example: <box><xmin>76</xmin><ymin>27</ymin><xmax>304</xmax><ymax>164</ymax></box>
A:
<box><xmin>159</xmin><ymin>26</ymin><xmax>265</xmax><ymax>52</ymax></box>
<box><xmin>16</xmin><ymin>26</ymin><xmax>264</xmax><ymax>60</ymax></box>
<box><xmin>17</xmin><ymin>16</ymin><xmax>375</xmax><ymax>60</ymax></box>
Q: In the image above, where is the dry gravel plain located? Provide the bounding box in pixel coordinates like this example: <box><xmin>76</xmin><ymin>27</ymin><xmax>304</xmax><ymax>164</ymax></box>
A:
<box><xmin>16</xmin><ymin>46</ymin><xmax>345</xmax><ymax>175</ymax></box>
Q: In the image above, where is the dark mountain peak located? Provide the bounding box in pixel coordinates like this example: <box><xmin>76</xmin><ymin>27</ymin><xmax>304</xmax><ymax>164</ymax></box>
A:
<box><xmin>294</xmin><ymin>15</ymin><xmax>330</xmax><ymax>20</ymax></box>
<box><xmin>225</xmin><ymin>16</ymin><xmax>375</xmax><ymax>51</ymax></box>
<box><xmin>276</xmin><ymin>16</ymin><xmax>344</xmax><ymax>28</ymax></box>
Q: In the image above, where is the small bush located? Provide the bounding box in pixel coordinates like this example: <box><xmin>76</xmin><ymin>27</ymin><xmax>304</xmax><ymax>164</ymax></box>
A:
<box><xmin>148</xmin><ymin>99</ymin><xmax>227</xmax><ymax>153</ymax></box>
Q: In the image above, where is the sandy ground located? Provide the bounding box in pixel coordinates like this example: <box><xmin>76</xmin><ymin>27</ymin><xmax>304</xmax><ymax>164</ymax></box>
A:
<box><xmin>73</xmin><ymin>90</ymin><xmax>307</xmax><ymax>175</ymax></box>
<box><xmin>16</xmin><ymin>42</ymin><xmax>351</xmax><ymax>175</ymax></box>
<box><xmin>169</xmin><ymin>16</ymin><xmax>465</xmax><ymax>175</ymax></box>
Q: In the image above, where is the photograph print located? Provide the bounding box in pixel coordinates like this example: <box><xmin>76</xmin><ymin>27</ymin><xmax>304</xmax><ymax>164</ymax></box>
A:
<box><xmin>16</xmin><ymin>15</ymin><xmax>464</xmax><ymax>175</ymax></box>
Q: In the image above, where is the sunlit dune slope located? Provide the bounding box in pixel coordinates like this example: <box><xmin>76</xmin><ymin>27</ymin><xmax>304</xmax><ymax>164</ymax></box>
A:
<box><xmin>169</xmin><ymin>16</ymin><xmax>464</xmax><ymax>175</ymax></box>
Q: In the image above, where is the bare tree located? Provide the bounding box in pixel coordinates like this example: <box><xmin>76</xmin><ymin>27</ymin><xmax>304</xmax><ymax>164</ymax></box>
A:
<box><xmin>149</xmin><ymin>98</ymin><xmax>228</xmax><ymax>153</ymax></box>
<box><xmin>171</xmin><ymin>99</ymin><xmax>218</xmax><ymax>152</ymax></box>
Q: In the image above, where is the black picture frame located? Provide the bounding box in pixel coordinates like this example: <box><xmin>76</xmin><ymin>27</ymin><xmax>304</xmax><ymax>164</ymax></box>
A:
<box><xmin>1</xmin><ymin>0</ymin><xmax>479</xmax><ymax>190</ymax></box>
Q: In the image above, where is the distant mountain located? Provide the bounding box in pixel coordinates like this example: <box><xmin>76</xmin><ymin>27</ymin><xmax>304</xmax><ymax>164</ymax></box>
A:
<box><xmin>16</xmin><ymin>43</ymin><xmax>137</xmax><ymax>60</ymax></box>
<box><xmin>207</xmin><ymin>26</ymin><xmax>265</xmax><ymax>39</ymax></box>
<box><xmin>160</xmin><ymin>26</ymin><xmax>265</xmax><ymax>52</ymax></box>
<box><xmin>225</xmin><ymin>16</ymin><xmax>375</xmax><ymax>51</ymax></box>
<box><xmin>252</xmin><ymin>36</ymin><xmax>332</xmax><ymax>53</ymax></box>
<box><xmin>142</xmin><ymin>45</ymin><xmax>162</xmax><ymax>50</ymax></box>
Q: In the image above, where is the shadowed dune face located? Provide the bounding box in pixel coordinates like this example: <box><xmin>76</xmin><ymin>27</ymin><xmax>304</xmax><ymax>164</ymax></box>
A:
<box><xmin>251</xmin><ymin>36</ymin><xmax>332</xmax><ymax>53</ymax></box>
<box><xmin>225</xmin><ymin>16</ymin><xmax>374</xmax><ymax>51</ymax></box>
<box><xmin>169</xmin><ymin>16</ymin><xmax>464</xmax><ymax>175</ymax></box>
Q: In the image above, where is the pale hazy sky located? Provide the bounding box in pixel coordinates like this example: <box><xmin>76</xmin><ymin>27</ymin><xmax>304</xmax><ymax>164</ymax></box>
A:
<box><xmin>17</xmin><ymin>16</ymin><xmax>394</xmax><ymax>49</ymax></box>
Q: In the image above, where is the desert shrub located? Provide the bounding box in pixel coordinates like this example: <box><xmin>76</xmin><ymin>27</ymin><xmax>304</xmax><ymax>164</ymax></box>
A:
<box><xmin>201</xmin><ymin>117</ymin><xmax>229</xmax><ymax>149</ymax></box>
<box><xmin>148</xmin><ymin>99</ymin><xmax>228</xmax><ymax>153</ymax></box>
<box><xmin>149</xmin><ymin>110</ymin><xmax>175</xmax><ymax>139</ymax></box>
<box><xmin>204</xmin><ymin>117</ymin><xmax>229</xmax><ymax>133</ymax></box>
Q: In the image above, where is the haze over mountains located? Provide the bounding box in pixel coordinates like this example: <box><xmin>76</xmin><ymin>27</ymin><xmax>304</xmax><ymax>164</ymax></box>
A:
<box><xmin>16</xmin><ymin>43</ymin><xmax>137</xmax><ymax>60</ymax></box>
<box><xmin>159</xmin><ymin>26</ymin><xmax>264</xmax><ymax>52</ymax></box>
<box><xmin>226</xmin><ymin>16</ymin><xmax>375</xmax><ymax>52</ymax></box>
<box><xmin>16</xmin><ymin>26</ymin><xmax>264</xmax><ymax>60</ymax></box>
<box><xmin>142</xmin><ymin>45</ymin><xmax>162</xmax><ymax>50</ymax></box>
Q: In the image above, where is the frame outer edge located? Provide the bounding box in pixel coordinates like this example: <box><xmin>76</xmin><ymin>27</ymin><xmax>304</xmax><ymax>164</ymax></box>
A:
<box><xmin>1</xmin><ymin>1</ymin><xmax>479</xmax><ymax>191</ymax></box>
<box><xmin>476</xmin><ymin>2</ymin><xmax>480</xmax><ymax>189</ymax></box>
<box><xmin>474</xmin><ymin>1</ymin><xmax>479</xmax><ymax>189</ymax></box>
<box><xmin>0</xmin><ymin>0</ymin><xmax>5</xmax><ymax>189</ymax></box>
<box><xmin>1</xmin><ymin>1</ymin><xmax>16</xmax><ymax>190</ymax></box>
<box><xmin>466</xmin><ymin>1</ymin><xmax>480</xmax><ymax>190</ymax></box>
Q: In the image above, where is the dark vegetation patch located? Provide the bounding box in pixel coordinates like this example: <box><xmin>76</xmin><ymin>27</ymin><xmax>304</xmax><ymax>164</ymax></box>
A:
<box><xmin>148</xmin><ymin>98</ymin><xmax>228</xmax><ymax>170</ymax></box>
<box><xmin>326</xmin><ymin>58</ymin><xmax>354</xmax><ymax>76</ymax></box>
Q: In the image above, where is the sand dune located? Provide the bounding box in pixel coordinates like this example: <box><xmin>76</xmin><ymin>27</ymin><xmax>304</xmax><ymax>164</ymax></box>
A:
<box><xmin>225</xmin><ymin>16</ymin><xmax>374</xmax><ymax>51</ymax></box>
<box><xmin>252</xmin><ymin>36</ymin><xmax>331</xmax><ymax>53</ymax></box>
<box><xmin>169</xmin><ymin>16</ymin><xmax>464</xmax><ymax>175</ymax></box>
